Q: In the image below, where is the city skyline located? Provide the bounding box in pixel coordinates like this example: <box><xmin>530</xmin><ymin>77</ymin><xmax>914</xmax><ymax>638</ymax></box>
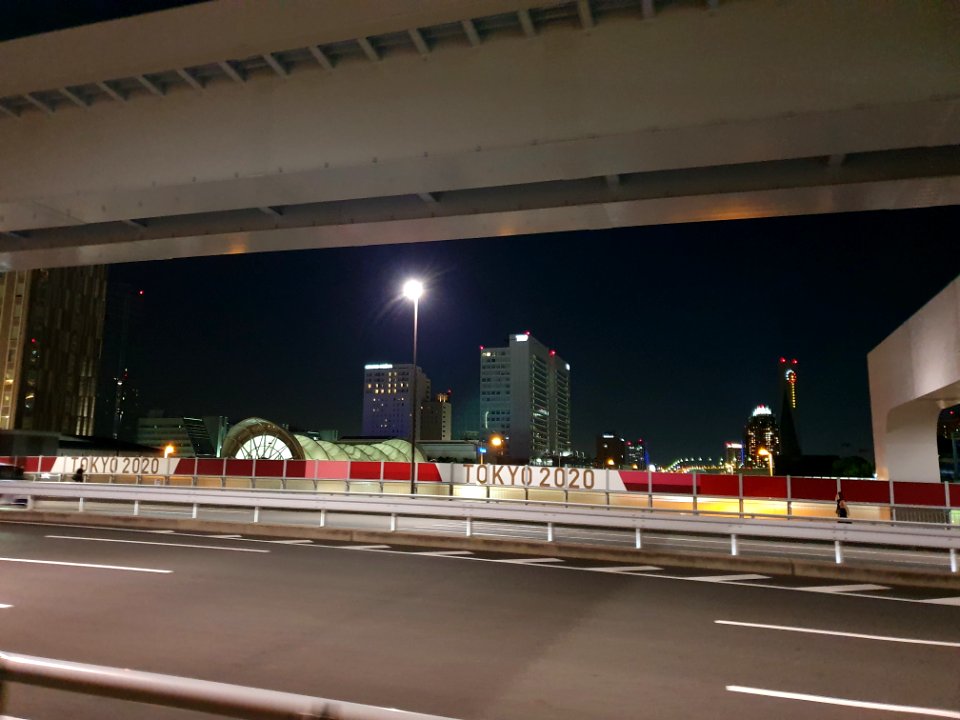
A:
<box><xmin>105</xmin><ymin>206</ymin><xmax>959</xmax><ymax>464</ymax></box>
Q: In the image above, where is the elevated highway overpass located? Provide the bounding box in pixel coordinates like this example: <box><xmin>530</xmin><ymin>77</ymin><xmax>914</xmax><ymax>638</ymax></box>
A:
<box><xmin>0</xmin><ymin>0</ymin><xmax>958</xmax><ymax>269</ymax></box>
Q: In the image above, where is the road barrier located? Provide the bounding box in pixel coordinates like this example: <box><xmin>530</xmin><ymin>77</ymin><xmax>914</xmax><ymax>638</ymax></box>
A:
<box><xmin>3</xmin><ymin>481</ymin><xmax>958</xmax><ymax>572</ymax></box>
<box><xmin>0</xmin><ymin>650</ymin><xmax>458</xmax><ymax>720</ymax></box>
<box><xmin>8</xmin><ymin>454</ymin><xmax>959</xmax><ymax>524</ymax></box>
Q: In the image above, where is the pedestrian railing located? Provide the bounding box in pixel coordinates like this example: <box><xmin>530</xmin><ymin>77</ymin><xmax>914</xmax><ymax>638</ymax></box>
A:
<box><xmin>0</xmin><ymin>650</ymin><xmax>458</xmax><ymax>720</ymax></box>
<box><xmin>2</xmin><ymin>481</ymin><xmax>958</xmax><ymax>572</ymax></box>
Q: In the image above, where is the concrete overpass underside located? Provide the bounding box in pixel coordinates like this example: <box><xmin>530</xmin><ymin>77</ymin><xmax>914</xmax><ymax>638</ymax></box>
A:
<box><xmin>0</xmin><ymin>0</ymin><xmax>958</xmax><ymax>270</ymax></box>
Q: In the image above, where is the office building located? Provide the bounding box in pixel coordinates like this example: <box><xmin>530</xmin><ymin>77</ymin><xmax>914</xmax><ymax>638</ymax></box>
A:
<box><xmin>361</xmin><ymin>363</ymin><xmax>431</xmax><ymax>439</ymax></box>
<box><xmin>743</xmin><ymin>405</ymin><xmax>781</xmax><ymax>469</ymax></box>
<box><xmin>0</xmin><ymin>266</ymin><xmax>107</xmax><ymax>435</ymax></box>
<box><xmin>625</xmin><ymin>438</ymin><xmax>649</xmax><ymax>470</ymax></box>
<box><xmin>136</xmin><ymin>415</ymin><xmax>229</xmax><ymax>457</ymax></box>
<box><xmin>479</xmin><ymin>333</ymin><xmax>571</xmax><ymax>463</ymax></box>
<box><xmin>94</xmin><ymin>282</ymin><xmax>146</xmax><ymax>441</ymax></box>
<box><xmin>778</xmin><ymin>357</ymin><xmax>801</xmax><ymax>460</ymax></box>
<box><xmin>420</xmin><ymin>392</ymin><xmax>453</xmax><ymax>441</ymax></box>
<box><xmin>724</xmin><ymin>442</ymin><xmax>744</xmax><ymax>471</ymax></box>
<box><xmin>595</xmin><ymin>433</ymin><xmax>625</xmax><ymax>468</ymax></box>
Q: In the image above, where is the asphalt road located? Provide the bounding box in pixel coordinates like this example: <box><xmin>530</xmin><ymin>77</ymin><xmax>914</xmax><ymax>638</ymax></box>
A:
<box><xmin>1</xmin><ymin>520</ymin><xmax>958</xmax><ymax>720</ymax></box>
<box><xmin>14</xmin><ymin>499</ymin><xmax>959</xmax><ymax>572</ymax></box>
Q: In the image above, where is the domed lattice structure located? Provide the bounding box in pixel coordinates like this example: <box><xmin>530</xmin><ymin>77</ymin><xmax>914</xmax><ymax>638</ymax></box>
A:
<box><xmin>221</xmin><ymin>417</ymin><xmax>425</xmax><ymax>462</ymax></box>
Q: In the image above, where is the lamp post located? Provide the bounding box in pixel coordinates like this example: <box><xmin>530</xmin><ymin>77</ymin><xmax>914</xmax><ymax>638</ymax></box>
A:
<box><xmin>403</xmin><ymin>279</ymin><xmax>424</xmax><ymax>495</ymax></box>
<box><xmin>757</xmin><ymin>447</ymin><xmax>774</xmax><ymax>477</ymax></box>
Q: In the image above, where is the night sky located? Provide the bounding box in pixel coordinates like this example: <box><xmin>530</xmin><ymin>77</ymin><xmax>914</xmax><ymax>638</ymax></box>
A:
<box><xmin>5</xmin><ymin>2</ymin><xmax>958</xmax><ymax>464</ymax></box>
<box><xmin>109</xmin><ymin>207</ymin><xmax>959</xmax><ymax>464</ymax></box>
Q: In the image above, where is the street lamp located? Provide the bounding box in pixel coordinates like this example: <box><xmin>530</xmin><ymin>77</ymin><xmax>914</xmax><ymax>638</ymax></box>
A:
<box><xmin>163</xmin><ymin>444</ymin><xmax>175</xmax><ymax>459</ymax></box>
<box><xmin>403</xmin><ymin>279</ymin><xmax>424</xmax><ymax>495</ymax></box>
<box><xmin>489</xmin><ymin>434</ymin><xmax>504</xmax><ymax>464</ymax></box>
<box><xmin>757</xmin><ymin>447</ymin><xmax>774</xmax><ymax>476</ymax></box>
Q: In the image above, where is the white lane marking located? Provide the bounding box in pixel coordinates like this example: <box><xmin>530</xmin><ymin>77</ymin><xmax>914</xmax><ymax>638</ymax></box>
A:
<box><xmin>416</xmin><ymin>550</ymin><xmax>474</xmax><ymax>556</ymax></box>
<box><xmin>343</xmin><ymin>545</ymin><xmax>392</xmax><ymax>551</ymax></box>
<box><xmin>726</xmin><ymin>685</ymin><xmax>960</xmax><ymax>718</ymax></box>
<box><xmin>587</xmin><ymin>565</ymin><xmax>662</xmax><ymax>573</ymax></box>
<box><xmin>498</xmin><ymin>558</ymin><xmax>563</xmax><ymax>564</ymax></box>
<box><xmin>691</xmin><ymin>574</ymin><xmax>769</xmax><ymax>582</ymax></box>
<box><xmin>45</xmin><ymin>535</ymin><xmax>269</xmax><ymax>553</ymax></box>
<box><xmin>0</xmin><ymin>557</ymin><xmax>171</xmax><ymax>573</ymax></box>
<box><xmin>0</xmin><ymin>603</ymin><xmax>12</xmax><ymax>609</ymax></box>
<box><xmin>270</xmin><ymin>539</ymin><xmax>314</xmax><ymax>545</ymax></box>
<box><xmin>801</xmin><ymin>584</ymin><xmax>889</xmax><ymax>594</ymax></box>
<box><xmin>924</xmin><ymin>597</ymin><xmax>960</xmax><ymax>606</ymax></box>
<box><xmin>716</xmin><ymin>620</ymin><xmax>960</xmax><ymax>648</ymax></box>
<box><xmin>147</xmin><ymin>530</ymin><xmax>176</xmax><ymax>534</ymax></box>
<box><xmin>208</xmin><ymin>534</ymin><xmax>243</xmax><ymax>539</ymax></box>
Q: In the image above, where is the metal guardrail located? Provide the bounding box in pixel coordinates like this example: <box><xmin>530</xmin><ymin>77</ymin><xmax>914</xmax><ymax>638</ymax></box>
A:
<box><xmin>3</xmin><ymin>481</ymin><xmax>959</xmax><ymax>571</ymax></box>
<box><xmin>0</xmin><ymin>650</ymin><xmax>458</xmax><ymax>720</ymax></box>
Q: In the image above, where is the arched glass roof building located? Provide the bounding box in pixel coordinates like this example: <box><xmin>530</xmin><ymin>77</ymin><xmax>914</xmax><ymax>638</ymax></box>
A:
<box><xmin>221</xmin><ymin>417</ymin><xmax>424</xmax><ymax>462</ymax></box>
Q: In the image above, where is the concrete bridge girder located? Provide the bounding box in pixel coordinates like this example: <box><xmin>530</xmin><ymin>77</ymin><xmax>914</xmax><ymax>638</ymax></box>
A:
<box><xmin>0</xmin><ymin>0</ymin><xmax>958</xmax><ymax>269</ymax></box>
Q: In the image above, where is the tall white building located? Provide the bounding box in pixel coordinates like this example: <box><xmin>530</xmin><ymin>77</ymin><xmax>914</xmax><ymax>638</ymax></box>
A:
<box><xmin>480</xmin><ymin>333</ymin><xmax>571</xmax><ymax>463</ymax></box>
<box><xmin>361</xmin><ymin>363</ymin><xmax>431</xmax><ymax>439</ymax></box>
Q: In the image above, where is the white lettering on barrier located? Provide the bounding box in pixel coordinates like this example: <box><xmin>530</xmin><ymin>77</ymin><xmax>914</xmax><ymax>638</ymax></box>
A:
<box><xmin>460</xmin><ymin>464</ymin><xmax>603</xmax><ymax>491</ymax></box>
<box><xmin>51</xmin><ymin>456</ymin><xmax>178</xmax><ymax>477</ymax></box>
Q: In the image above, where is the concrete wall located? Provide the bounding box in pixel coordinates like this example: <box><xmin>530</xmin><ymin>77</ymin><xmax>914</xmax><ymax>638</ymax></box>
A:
<box><xmin>869</xmin><ymin>275</ymin><xmax>960</xmax><ymax>481</ymax></box>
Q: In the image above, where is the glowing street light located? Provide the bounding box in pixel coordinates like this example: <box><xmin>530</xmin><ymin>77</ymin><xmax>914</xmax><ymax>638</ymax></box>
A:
<box><xmin>757</xmin><ymin>447</ymin><xmax>774</xmax><ymax>476</ymax></box>
<box><xmin>163</xmin><ymin>444</ymin><xmax>175</xmax><ymax>459</ymax></box>
<box><xmin>403</xmin><ymin>279</ymin><xmax>424</xmax><ymax>494</ymax></box>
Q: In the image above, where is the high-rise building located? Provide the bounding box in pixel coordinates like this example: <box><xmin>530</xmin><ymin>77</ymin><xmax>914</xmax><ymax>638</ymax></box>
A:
<box><xmin>420</xmin><ymin>392</ymin><xmax>453</xmax><ymax>441</ymax></box>
<box><xmin>778</xmin><ymin>357</ymin><xmax>801</xmax><ymax>460</ymax></box>
<box><xmin>479</xmin><ymin>333</ymin><xmax>571</xmax><ymax>463</ymax></box>
<box><xmin>0</xmin><ymin>266</ymin><xmax>107</xmax><ymax>435</ymax></box>
<box><xmin>625</xmin><ymin>438</ymin><xmax>649</xmax><ymax>470</ymax></box>
<box><xmin>361</xmin><ymin>363</ymin><xmax>431</xmax><ymax>439</ymax></box>
<box><xmin>743</xmin><ymin>405</ymin><xmax>780</xmax><ymax>469</ymax></box>
<box><xmin>595</xmin><ymin>433</ymin><xmax>625</xmax><ymax>468</ymax></box>
<box><xmin>724</xmin><ymin>441</ymin><xmax>744</xmax><ymax>471</ymax></box>
<box><xmin>95</xmin><ymin>282</ymin><xmax>146</xmax><ymax>441</ymax></box>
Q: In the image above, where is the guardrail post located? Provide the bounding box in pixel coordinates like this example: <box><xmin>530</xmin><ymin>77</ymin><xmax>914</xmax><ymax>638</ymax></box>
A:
<box><xmin>692</xmin><ymin>471</ymin><xmax>698</xmax><ymax>514</ymax></box>
<box><xmin>647</xmin><ymin>468</ymin><xmax>653</xmax><ymax>509</ymax></box>
<box><xmin>78</xmin><ymin>497</ymin><xmax>84</xmax><ymax>513</ymax></box>
<box><xmin>390</xmin><ymin>513</ymin><xmax>397</xmax><ymax>532</ymax></box>
<box><xmin>786</xmin><ymin>475</ymin><xmax>792</xmax><ymax>517</ymax></box>
<box><xmin>635</xmin><ymin>528</ymin><xmax>642</xmax><ymax>549</ymax></box>
<box><xmin>26</xmin><ymin>496</ymin><xmax>35</xmax><ymax>511</ymax></box>
<box><xmin>730</xmin><ymin>534</ymin><xmax>738</xmax><ymax>556</ymax></box>
<box><xmin>889</xmin><ymin>476</ymin><xmax>896</xmax><ymax>522</ymax></box>
<box><xmin>465</xmin><ymin>516</ymin><xmax>473</xmax><ymax>537</ymax></box>
<box><xmin>320</xmin><ymin>509</ymin><xmax>326</xmax><ymax>527</ymax></box>
<box><xmin>191</xmin><ymin>504</ymin><xmax>198</xmax><ymax>519</ymax></box>
<box><xmin>133</xmin><ymin>500</ymin><xmax>140</xmax><ymax>516</ymax></box>
<box><xmin>950</xmin><ymin>548</ymin><xmax>957</xmax><ymax>574</ymax></box>
<box><xmin>253</xmin><ymin>506</ymin><xmax>260</xmax><ymax>523</ymax></box>
<box><xmin>547</xmin><ymin>522</ymin><xmax>554</xmax><ymax>542</ymax></box>
<box><xmin>834</xmin><ymin>540</ymin><xmax>843</xmax><ymax>565</ymax></box>
<box><xmin>738</xmin><ymin>473</ymin><xmax>744</xmax><ymax>518</ymax></box>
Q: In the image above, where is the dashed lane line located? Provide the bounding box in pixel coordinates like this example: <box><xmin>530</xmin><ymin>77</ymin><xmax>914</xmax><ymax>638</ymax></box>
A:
<box><xmin>45</xmin><ymin>535</ymin><xmax>270</xmax><ymax>553</ymax></box>
<box><xmin>416</xmin><ymin>550</ymin><xmax>474</xmax><ymax>556</ymax></box>
<box><xmin>799</xmin><ymin>584</ymin><xmax>889</xmax><ymax>594</ymax></box>
<box><xmin>498</xmin><ymin>557</ymin><xmax>564</xmax><ymax>564</ymax></box>
<box><xmin>585</xmin><ymin>565</ymin><xmax>662</xmax><ymax>573</ymax></box>
<box><xmin>0</xmin><ymin>557</ymin><xmax>171</xmax><ymax>573</ymax></box>
<box><xmin>341</xmin><ymin>545</ymin><xmax>392</xmax><ymax>551</ymax></box>
<box><xmin>715</xmin><ymin>620</ymin><xmax>960</xmax><ymax>648</ymax></box>
<box><xmin>270</xmin><ymin>539</ymin><xmax>314</xmax><ymax>545</ymax></box>
<box><xmin>0</xmin><ymin>603</ymin><xmax>12</xmax><ymax>609</ymax></box>
<box><xmin>726</xmin><ymin>685</ymin><xmax>960</xmax><ymax>718</ymax></box>
<box><xmin>924</xmin><ymin>596</ymin><xmax>960</xmax><ymax>606</ymax></box>
<box><xmin>691</xmin><ymin>574</ymin><xmax>770</xmax><ymax>582</ymax></box>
